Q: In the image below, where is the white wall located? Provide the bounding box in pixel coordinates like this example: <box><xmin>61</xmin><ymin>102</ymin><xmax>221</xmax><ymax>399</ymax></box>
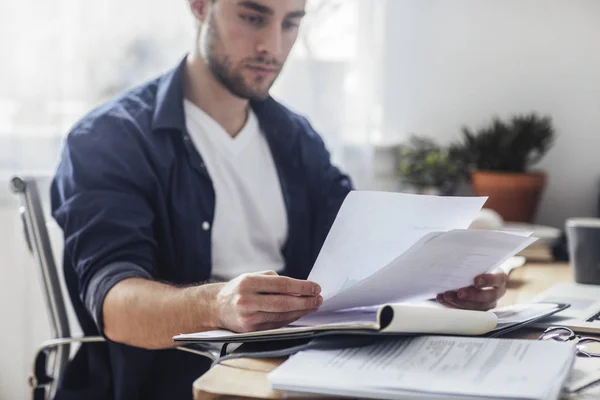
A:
<box><xmin>382</xmin><ymin>0</ymin><xmax>600</xmax><ymax>228</ymax></box>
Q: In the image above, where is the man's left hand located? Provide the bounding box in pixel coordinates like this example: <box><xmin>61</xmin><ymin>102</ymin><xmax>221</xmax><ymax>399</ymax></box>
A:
<box><xmin>436</xmin><ymin>271</ymin><xmax>508</xmax><ymax>311</ymax></box>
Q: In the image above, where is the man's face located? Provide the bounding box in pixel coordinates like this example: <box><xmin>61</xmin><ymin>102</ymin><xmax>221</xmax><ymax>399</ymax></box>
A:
<box><xmin>197</xmin><ymin>0</ymin><xmax>306</xmax><ymax>100</ymax></box>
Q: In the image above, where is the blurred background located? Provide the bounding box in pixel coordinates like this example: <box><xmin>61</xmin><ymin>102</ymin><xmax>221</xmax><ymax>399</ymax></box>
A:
<box><xmin>1</xmin><ymin>0</ymin><xmax>599</xmax><ymax>397</ymax></box>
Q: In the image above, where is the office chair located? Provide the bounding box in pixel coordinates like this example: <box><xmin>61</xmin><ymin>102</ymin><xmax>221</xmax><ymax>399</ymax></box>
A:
<box><xmin>11</xmin><ymin>176</ymin><xmax>217</xmax><ymax>400</ymax></box>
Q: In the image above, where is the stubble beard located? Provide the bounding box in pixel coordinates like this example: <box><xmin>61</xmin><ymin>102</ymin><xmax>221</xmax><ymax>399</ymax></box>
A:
<box><xmin>203</xmin><ymin>16</ymin><xmax>280</xmax><ymax>101</ymax></box>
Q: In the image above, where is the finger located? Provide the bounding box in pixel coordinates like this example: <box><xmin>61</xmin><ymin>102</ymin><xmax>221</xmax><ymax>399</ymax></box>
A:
<box><xmin>443</xmin><ymin>291</ymin><xmax>462</xmax><ymax>308</ymax></box>
<box><xmin>436</xmin><ymin>294</ymin><xmax>457</xmax><ymax>309</ymax></box>
<box><xmin>244</xmin><ymin>275</ymin><xmax>320</xmax><ymax>296</ymax></box>
<box><xmin>261</xmin><ymin>270</ymin><xmax>279</xmax><ymax>276</ymax></box>
<box><xmin>252</xmin><ymin>294</ymin><xmax>323</xmax><ymax>313</ymax></box>
<box><xmin>457</xmin><ymin>286</ymin><xmax>506</xmax><ymax>303</ymax></box>
<box><xmin>474</xmin><ymin>272</ymin><xmax>508</xmax><ymax>289</ymax></box>
<box><xmin>444</xmin><ymin>291</ymin><xmax>496</xmax><ymax>311</ymax></box>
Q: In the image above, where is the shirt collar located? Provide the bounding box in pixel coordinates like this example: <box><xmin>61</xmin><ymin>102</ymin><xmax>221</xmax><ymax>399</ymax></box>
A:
<box><xmin>151</xmin><ymin>56</ymin><xmax>188</xmax><ymax>133</ymax></box>
<box><xmin>151</xmin><ymin>54</ymin><xmax>296</xmax><ymax>156</ymax></box>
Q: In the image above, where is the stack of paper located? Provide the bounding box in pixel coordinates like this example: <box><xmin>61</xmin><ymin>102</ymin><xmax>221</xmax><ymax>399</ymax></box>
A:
<box><xmin>268</xmin><ymin>336</ymin><xmax>576</xmax><ymax>400</ymax></box>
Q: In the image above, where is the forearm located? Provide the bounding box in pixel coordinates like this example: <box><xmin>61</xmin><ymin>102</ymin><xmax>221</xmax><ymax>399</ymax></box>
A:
<box><xmin>102</xmin><ymin>278</ymin><xmax>223</xmax><ymax>349</ymax></box>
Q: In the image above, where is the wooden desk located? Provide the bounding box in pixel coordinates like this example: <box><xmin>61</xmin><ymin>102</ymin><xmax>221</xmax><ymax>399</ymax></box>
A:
<box><xmin>193</xmin><ymin>262</ymin><xmax>597</xmax><ymax>400</ymax></box>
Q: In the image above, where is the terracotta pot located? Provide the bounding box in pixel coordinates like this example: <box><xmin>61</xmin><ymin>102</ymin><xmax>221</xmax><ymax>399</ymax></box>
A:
<box><xmin>471</xmin><ymin>170</ymin><xmax>547</xmax><ymax>223</ymax></box>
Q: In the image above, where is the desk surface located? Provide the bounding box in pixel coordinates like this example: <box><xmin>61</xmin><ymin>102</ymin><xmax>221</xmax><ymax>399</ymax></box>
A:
<box><xmin>194</xmin><ymin>261</ymin><xmax>596</xmax><ymax>400</ymax></box>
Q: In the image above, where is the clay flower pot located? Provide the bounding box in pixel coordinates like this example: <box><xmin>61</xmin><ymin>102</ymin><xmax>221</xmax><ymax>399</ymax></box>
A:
<box><xmin>471</xmin><ymin>170</ymin><xmax>547</xmax><ymax>223</ymax></box>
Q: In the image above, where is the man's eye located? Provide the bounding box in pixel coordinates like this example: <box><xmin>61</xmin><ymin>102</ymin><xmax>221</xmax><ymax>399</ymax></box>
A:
<box><xmin>242</xmin><ymin>15</ymin><xmax>265</xmax><ymax>27</ymax></box>
<box><xmin>283</xmin><ymin>20</ymin><xmax>299</xmax><ymax>30</ymax></box>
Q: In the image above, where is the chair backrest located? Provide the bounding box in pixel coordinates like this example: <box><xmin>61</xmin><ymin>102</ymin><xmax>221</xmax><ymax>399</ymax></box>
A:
<box><xmin>10</xmin><ymin>176</ymin><xmax>71</xmax><ymax>387</ymax></box>
<box><xmin>10</xmin><ymin>176</ymin><xmax>217</xmax><ymax>400</ymax></box>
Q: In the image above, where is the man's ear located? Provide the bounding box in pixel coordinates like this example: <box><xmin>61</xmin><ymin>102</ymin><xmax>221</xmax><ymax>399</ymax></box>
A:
<box><xmin>188</xmin><ymin>0</ymin><xmax>211</xmax><ymax>23</ymax></box>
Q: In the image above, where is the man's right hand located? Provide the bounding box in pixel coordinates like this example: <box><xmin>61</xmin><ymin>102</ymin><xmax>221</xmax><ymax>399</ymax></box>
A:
<box><xmin>213</xmin><ymin>270</ymin><xmax>323</xmax><ymax>333</ymax></box>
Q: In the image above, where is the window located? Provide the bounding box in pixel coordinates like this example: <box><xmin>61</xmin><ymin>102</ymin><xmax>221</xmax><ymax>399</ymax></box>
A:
<box><xmin>273</xmin><ymin>0</ymin><xmax>385</xmax><ymax>187</ymax></box>
<box><xmin>0</xmin><ymin>0</ymin><xmax>193</xmax><ymax>202</ymax></box>
<box><xmin>0</xmin><ymin>0</ymin><xmax>384</xmax><ymax>200</ymax></box>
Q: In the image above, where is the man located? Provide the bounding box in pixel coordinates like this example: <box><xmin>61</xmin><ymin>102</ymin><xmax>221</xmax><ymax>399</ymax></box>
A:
<box><xmin>51</xmin><ymin>0</ymin><xmax>508</xmax><ymax>399</ymax></box>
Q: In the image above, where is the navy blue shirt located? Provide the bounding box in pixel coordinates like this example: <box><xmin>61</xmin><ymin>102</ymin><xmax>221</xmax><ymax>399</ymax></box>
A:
<box><xmin>51</xmin><ymin>57</ymin><xmax>352</xmax><ymax>400</ymax></box>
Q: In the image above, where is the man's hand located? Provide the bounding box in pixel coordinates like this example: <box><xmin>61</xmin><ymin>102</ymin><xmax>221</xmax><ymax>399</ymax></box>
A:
<box><xmin>436</xmin><ymin>271</ymin><xmax>508</xmax><ymax>311</ymax></box>
<box><xmin>214</xmin><ymin>271</ymin><xmax>322</xmax><ymax>333</ymax></box>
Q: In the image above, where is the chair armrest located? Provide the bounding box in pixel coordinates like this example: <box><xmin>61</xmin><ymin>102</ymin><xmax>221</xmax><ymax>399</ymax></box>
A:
<box><xmin>29</xmin><ymin>337</ymin><xmax>218</xmax><ymax>389</ymax></box>
<box><xmin>29</xmin><ymin>336</ymin><xmax>218</xmax><ymax>400</ymax></box>
<box><xmin>29</xmin><ymin>336</ymin><xmax>106</xmax><ymax>390</ymax></box>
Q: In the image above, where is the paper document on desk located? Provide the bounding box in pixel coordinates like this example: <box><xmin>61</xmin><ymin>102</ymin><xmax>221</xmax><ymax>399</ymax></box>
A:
<box><xmin>269</xmin><ymin>336</ymin><xmax>576</xmax><ymax>400</ymax></box>
<box><xmin>565</xmin><ymin>357</ymin><xmax>600</xmax><ymax>393</ymax></box>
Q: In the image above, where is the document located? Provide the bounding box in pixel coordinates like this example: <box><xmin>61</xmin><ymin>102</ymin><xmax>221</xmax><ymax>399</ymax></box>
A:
<box><xmin>308</xmin><ymin>191</ymin><xmax>487</xmax><ymax>298</ymax></box>
<box><xmin>565</xmin><ymin>357</ymin><xmax>600</xmax><ymax>393</ymax></box>
<box><xmin>317</xmin><ymin>228</ymin><xmax>536</xmax><ymax>312</ymax></box>
<box><xmin>269</xmin><ymin>336</ymin><xmax>576</xmax><ymax>400</ymax></box>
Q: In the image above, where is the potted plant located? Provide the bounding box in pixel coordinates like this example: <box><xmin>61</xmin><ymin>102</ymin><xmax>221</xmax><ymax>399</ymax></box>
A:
<box><xmin>454</xmin><ymin>113</ymin><xmax>556</xmax><ymax>222</ymax></box>
<box><xmin>396</xmin><ymin>136</ymin><xmax>465</xmax><ymax>195</ymax></box>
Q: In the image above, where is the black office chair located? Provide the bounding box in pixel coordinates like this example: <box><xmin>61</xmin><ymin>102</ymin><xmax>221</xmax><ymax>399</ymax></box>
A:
<box><xmin>11</xmin><ymin>176</ymin><xmax>217</xmax><ymax>400</ymax></box>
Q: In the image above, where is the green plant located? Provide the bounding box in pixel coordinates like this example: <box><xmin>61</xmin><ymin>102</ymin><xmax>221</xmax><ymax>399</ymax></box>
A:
<box><xmin>456</xmin><ymin>113</ymin><xmax>556</xmax><ymax>173</ymax></box>
<box><xmin>397</xmin><ymin>136</ymin><xmax>465</xmax><ymax>194</ymax></box>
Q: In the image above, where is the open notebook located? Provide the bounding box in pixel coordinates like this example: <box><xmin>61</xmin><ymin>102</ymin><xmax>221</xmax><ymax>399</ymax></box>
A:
<box><xmin>174</xmin><ymin>192</ymin><xmax>557</xmax><ymax>344</ymax></box>
<box><xmin>174</xmin><ymin>302</ymin><xmax>568</xmax><ymax>343</ymax></box>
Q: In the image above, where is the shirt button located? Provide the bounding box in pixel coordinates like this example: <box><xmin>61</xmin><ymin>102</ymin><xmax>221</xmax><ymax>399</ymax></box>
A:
<box><xmin>202</xmin><ymin>221</ymin><xmax>211</xmax><ymax>231</ymax></box>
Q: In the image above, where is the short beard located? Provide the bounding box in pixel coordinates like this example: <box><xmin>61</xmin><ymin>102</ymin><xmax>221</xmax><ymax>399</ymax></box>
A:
<box><xmin>202</xmin><ymin>12</ymin><xmax>279</xmax><ymax>101</ymax></box>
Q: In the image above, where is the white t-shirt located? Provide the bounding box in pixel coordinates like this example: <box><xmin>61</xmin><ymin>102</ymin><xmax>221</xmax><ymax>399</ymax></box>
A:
<box><xmin>183</xmin><ymin>100</ymin><xmax>288</xmax><ymax>281</ymax></box>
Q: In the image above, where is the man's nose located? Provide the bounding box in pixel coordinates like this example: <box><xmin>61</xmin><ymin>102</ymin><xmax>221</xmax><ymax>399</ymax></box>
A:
<box><xmin>256</xmin><ymin>24</ymin><xmax>283</xmax><ymax>58</ymax></box>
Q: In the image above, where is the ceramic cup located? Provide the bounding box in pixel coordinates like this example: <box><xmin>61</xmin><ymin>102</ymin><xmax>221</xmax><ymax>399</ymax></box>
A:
<box><xmin>566</xmin><ymin>218</ymin><xmax>600</xmax><ymax>284</ymax></box>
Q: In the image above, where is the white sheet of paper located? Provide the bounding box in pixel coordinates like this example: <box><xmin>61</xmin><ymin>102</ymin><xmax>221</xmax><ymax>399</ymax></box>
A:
<box><xmin>269</xmin><ymin>336</ymin><xmax>575</xmax><ymax>400</ymax></box>
<box><xmin>497</xmin><ymin>256</ymin><xmax>527</xmax><ymax>275</ymax></box>
<box><xmin>318</xmin><ymin>229</ymin><xmax>536</xmax><ymax>312</ymax></box>
<box><xmin>565</xmin><ymin>357</ymin><xmax>600</xmax><ymax>393</ymax></box>
<box><xmin>308</xmin><ymin>191</ymin><xmax>487</xmax><ymax>298</ymax></box>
